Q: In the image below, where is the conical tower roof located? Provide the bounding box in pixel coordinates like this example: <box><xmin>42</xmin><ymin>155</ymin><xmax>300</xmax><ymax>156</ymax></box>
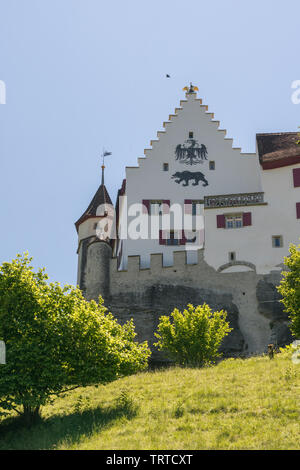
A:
<box><xmin>75</xmin><ymin>165</ymin><xmax>112</xmax><ymax>232</ymax></box>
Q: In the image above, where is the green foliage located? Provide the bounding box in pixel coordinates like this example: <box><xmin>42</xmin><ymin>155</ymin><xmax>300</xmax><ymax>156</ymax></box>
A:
<box><xmin>115</xmin><ymin>389</ymin><xmax>139</xmax><ymax>418</ymax></box>
<box><xmin>0</xmin><ymin>253</ymin><xmax>150</xmax><ymax>423</ymax></box>
<box><xmin>1</xmin><ymin>354</ymin><xmax>299</xmax><ymax>450</ymax></box>
<box><xmin>277</xmin><ymin>243</ymin><xmax>300</xmax><ymax>338</ymax></box>
<box><xmin>173</xmin><ymin>401</ymin><xmax>185</xmax><ymax>418</ymax></box>
<box><xmin>154</xmin><ymin>303</ymin><xmax>232</xmax><ymax>367</ymax></box>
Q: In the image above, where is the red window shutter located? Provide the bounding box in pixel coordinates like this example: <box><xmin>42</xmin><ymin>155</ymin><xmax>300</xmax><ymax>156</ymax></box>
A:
<box><xmin>243</xmin><ymin>212</ymin><xmax>252</xmax><ymax>226</ymax></box>
<box><xmin>216</xmin><ymin>214</ymin><xmax>225</xmax><ymax>228</ymax></box>
<box><xmin>184</xmin><ymin>199</ymin><xmax>193</xmax><ymax>214</ymax></box>
<box><xmin>162</xmin><ymin>200</ymin><xmax>170</xmax><ymax>214</ymax></box>
<box><xmin>180</xmin><ymin>230</ymin><xmax>187</xmax><ymax>245</ymax></box>
<box><xmin>296</xmin><ymin>202</ymin><xmax>300</xmax><ymax>219</ymax></box>
<box><xmin>142</xmin><ymin>199</ymin><xmax>150</xmax><ymax>214</ymax></box>
<box><xmin>159</xmin><ymin>230</ymin><xmax>166</xmax><ymax>245</ymax></box>
<box><xmin>293</xmin><ymin>168</ymin><xmax>300</xmax><ymax>187</ymax></box>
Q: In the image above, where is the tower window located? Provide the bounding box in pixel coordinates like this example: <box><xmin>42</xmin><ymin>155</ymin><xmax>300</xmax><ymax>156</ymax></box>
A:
<box><xmin>163</xmin><ymin>163</ymin><xmax>169</xmax><ymax>171</ymax></box>
<box><xmin>272</xmin><ymin>236</ymin><xmax>283</xmax><ymax>248</ymax></box>
<box><xmin>209</xmin><ymin>161</ymin><xmax>215</xmax><ymax>170</ymax></box>
<box><xmin>189</xmin><ymin>131</ymin><xmax>194</xmax><ymax>138</ymax></box>
<box><xmin>229</xmin><ymin>252</ymin><xmax>236</xmax><ymax>261</ymax></box>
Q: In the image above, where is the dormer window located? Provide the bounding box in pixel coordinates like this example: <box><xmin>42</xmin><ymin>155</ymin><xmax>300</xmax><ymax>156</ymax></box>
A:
<box><xmin>189</xmin><ymin>131</ymin><xmax>194</xmax><ymax>138</ymax></box>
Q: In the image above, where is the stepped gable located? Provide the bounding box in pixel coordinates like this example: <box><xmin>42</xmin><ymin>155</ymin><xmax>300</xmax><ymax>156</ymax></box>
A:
<box><xmin>257</xmin><ymin>132</ymin><xmax>300</xmax><ymax>169</ymax></box>
<box><xmin>130</xmin><ymin>83</ymin><xmax>244</xmax><ymax>170</ymax></box>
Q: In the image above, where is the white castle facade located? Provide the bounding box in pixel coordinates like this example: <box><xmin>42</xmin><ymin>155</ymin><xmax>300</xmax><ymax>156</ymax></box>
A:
<box><xmin>75</xmin><ymin>84</ymin><xmax>300</xmax><ymax>360</ymax></box>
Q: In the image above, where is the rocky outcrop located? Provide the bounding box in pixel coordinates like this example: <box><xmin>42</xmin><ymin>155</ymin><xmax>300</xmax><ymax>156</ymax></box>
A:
<box><xmin>256</xmin><ymin>273</ymin><xmax>292</xmax><ymax>347</ymax></box>
<box><xmin>108</xmin><ymin>283</ymin><xmax>245</xmax><ymax>362</ymax></box>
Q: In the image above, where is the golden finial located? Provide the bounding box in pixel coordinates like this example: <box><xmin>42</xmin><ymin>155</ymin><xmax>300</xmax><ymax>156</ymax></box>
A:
<box><xmin>183</xmin><ymin>83</ymin><xmax>199</xmax><ymax>93</ymax></box>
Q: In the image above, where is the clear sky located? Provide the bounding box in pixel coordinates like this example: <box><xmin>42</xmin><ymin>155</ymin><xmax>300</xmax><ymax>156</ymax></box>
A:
<box><xmin>0</xmin><ymin>0</ymin><xmax>299</xmax><ymax>285</ymax></box>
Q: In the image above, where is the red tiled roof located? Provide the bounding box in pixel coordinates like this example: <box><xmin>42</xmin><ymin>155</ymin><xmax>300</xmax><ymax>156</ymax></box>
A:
<box><xmin>256</xmin><ymin>132</ymin><xmax>300</xmax><ymax>169</ymax></box>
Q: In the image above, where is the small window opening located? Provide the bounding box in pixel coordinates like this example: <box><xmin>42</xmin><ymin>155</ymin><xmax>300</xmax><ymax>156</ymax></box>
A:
<box><xmin>189</xmin><ymin>131</ymin><xmax>194</xmax><ymax>138</ymax></box>
<box><xmin>272</xmin><ymin>236</ymin><xmax>283</xmax><ymax>248</ymax></box>
<box><xmin>163</xmin><ymin>163</ymin><xmax>169</xmax><ymax>171</ymax></box>
<box><xmin>209</xmin><ymin>161</ymin><xmax>215</xmax><ymax>170</ymax></box>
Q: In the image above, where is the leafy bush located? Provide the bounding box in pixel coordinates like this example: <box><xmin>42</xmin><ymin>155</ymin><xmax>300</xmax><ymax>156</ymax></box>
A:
<box><xmin>154</xmin><ymin>303</ymin><xmax>232</xmax><ymax>367</ymax></box>
<box><xmin>115</xmin><ymin>389</ymin><xmax>139</xmax><ymax>418</ymax></box>
<box><xmin>0</xmin><ymin>253</ymin><xmax>150</xmax><ymax>424</ymax></box>
<box><xmin>277</xmin><ymin>243</ymin><xmax>300</xmax><ymax>338</ymax></box>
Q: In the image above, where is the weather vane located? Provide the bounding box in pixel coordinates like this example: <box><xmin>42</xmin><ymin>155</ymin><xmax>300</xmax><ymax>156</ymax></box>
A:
<box><xmin>102</xmin><ymin>149</ymin><xmax>112</xmax><ymax>166</ymax></box>
<box><xmin>101</xmin><ymin>148</ymin><xmax>112</xmax><ymax>185</ymax></box>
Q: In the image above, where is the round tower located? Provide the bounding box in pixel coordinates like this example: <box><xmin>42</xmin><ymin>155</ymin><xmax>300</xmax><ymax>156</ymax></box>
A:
<box><xmin>75</xmin><ymin>161</ymin><xmax>114</xmax><ymax>302</ymax></box>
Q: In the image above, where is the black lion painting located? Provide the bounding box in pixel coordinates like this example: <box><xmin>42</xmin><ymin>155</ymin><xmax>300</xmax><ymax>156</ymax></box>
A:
<box><xmin>171</xmin><ymin>171</ymin><xmax>209</xmax><ymax>187</ymax></box>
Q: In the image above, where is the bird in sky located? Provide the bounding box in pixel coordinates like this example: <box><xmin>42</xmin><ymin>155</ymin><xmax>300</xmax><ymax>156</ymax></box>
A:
<box><xmin>166</xmin><ymin>74</ymin><xmax>170</xmax><ymax>78</ymax></box>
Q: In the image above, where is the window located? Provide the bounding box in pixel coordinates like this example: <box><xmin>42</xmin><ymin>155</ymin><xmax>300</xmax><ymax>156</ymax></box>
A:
<box><xmin>272</xmin><ymin>236</ymin><xmax>283</xmax><ymax>248</ymax></box>
<box><xmin>166</xmin><ymin>230</ymin><xmax>180</xmax><ymax>246</ymax></box>
<box><xmin>159</xmin><ymin>230</ymin><xmax>186</xmax><ymax>246</ymax></box>
<box><xmin>293</xmin><ymin>168</ymin><xmax>300</xmax><ymax>187</ymax></box>
<box><xmin>217</xmin><ymin>212</ymin><xmax>252</xmax><ymax>228</ymax></box>
<box><xmin>143</xmin><ymin>199</ymin><xmax>170</xmax><ymax>215</ymax></box>
<box><xmin>296</xmin><ymin>202</ymin><xmax>300</xmax><ymax>219</ymax></box>
<box><xmin>150</xmin><ymin>201</ymin><xmax>163</xmax><ymax>215</ymax></box>
<box><xmin>191</xmin><ymin>200</ymin><xmax>202</xmax><ymax>216</ymax></box>
<box><xmin>209</xmin><ymin>161</ymin><xmax>215</xmax><ymax>170</ymax></box>
<box><xmin>229</xmin><ymin>252</ymin><xmax>236</xmax><ymax>261</ymax></box>
<box><xmin>189</xmin><ymin>131</ymin><xmax>194</xmax><ymax>138</ymax></box>
<box><xmin>225</xmin><ymin>214</ymin><xmax>243</xmax><ymax>229</ymax></box>
<box><xmin>163</xmin><ymin>163</ymin><xmax>169</xmax><ymax>171</ymax></box>
<box><xmin>184</xmin><ymin>199</ymin><xmax>203</xmax><ymax>215</ymax></box>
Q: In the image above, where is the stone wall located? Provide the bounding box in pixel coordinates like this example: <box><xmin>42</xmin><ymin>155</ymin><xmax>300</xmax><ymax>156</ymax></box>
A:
<box><xmin>81</xmin><ymin>242</ymin><xmax>291</xmax><ymax>362</ymax></box>
<box><xmin>104</xmin><ymin>249</ymin><xmax>291</xmax><ymax>361</ymax></box>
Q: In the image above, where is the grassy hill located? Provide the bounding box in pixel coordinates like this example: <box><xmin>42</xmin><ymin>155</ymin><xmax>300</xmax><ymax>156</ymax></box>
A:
<box><xmin>0</xmin><ymin>349</ymin><xmax>299</xmax><ymax>450</ymax></box>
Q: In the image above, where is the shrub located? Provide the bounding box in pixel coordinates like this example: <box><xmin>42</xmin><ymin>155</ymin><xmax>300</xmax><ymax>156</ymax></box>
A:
<box><xmin>0</xmin><ymin>253</ymin><xmax>150</xmax><ymax>425</ymax></box>
<box><xmin>277</xmin><ymin>243</ymin><xmax>300</xmax><ymax>338</ymax></box>
<box><xmin>154</xmin><ymin>303</ymin><xmax>232</xmax><ymax>367</ymax></box>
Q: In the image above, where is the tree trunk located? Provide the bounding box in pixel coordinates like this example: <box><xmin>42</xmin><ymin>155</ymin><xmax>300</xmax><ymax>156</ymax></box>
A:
<box><xmin>22</xmin><ymin>405</ymin><xmax>41</xmax><ymax>426</ymax></box>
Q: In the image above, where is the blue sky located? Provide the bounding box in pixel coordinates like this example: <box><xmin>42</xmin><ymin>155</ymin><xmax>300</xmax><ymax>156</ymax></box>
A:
<box><xmin>0</xmin><ymin>0</ymin><xmax>299</xmax><ymax>285</ymax></box>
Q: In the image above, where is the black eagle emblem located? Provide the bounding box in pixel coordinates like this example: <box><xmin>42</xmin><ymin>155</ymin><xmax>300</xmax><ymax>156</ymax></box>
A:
<box><xmin>175</xmin><ymin>139</ymin><xmax>208</xmax><ymax>165</ymax></box>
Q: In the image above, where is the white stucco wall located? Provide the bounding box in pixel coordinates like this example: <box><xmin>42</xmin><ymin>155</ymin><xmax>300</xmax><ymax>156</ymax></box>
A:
<box><xmin>119</xmin><ymin>91</ymin><xmax>264</xmax><ymax>269</ymax></box>
<box><xmin>204</xmin><ymin>163</ymin><xmax>300</xmax><ymax>273</ymax></box>
<box><xmin>117</xmin><ymin>91</ymin><xmax>300</xmax><ymax>273</ymax></box>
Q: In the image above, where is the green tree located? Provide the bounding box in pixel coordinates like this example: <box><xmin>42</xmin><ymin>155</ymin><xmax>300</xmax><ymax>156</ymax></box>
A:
<box><xmin>277</xmin><ymin>243</ymin><xmax>300</xmax><ymax>338</ymax></box>
<box><xmin>0</xmin><ymin>254</ymin><xmax>150</xmax><ymax>425</ymax></box>
<box><xmin>154</xmin><ymin>303</ymin><xmax>232</xmax><ymax>367</ymax></box>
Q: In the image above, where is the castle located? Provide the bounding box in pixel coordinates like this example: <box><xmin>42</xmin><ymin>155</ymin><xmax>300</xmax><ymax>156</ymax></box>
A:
<box><xmin>75</xmin><ymin>84</ymin><xmax>300</xmax><ymax>360</ymax></box>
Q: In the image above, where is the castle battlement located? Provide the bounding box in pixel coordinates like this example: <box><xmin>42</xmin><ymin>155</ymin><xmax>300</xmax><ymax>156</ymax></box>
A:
<box><xmin>111</xmin><ymin>249</ymin><xmax>204</xmax><ymax>275</ymax></box>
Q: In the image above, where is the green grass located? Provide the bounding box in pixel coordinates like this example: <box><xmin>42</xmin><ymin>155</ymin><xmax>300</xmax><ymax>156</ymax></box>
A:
<box><xmin>0</xmin><ymin>351</ymin><xmax>299</xmax><ymax>450</ymax></box>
